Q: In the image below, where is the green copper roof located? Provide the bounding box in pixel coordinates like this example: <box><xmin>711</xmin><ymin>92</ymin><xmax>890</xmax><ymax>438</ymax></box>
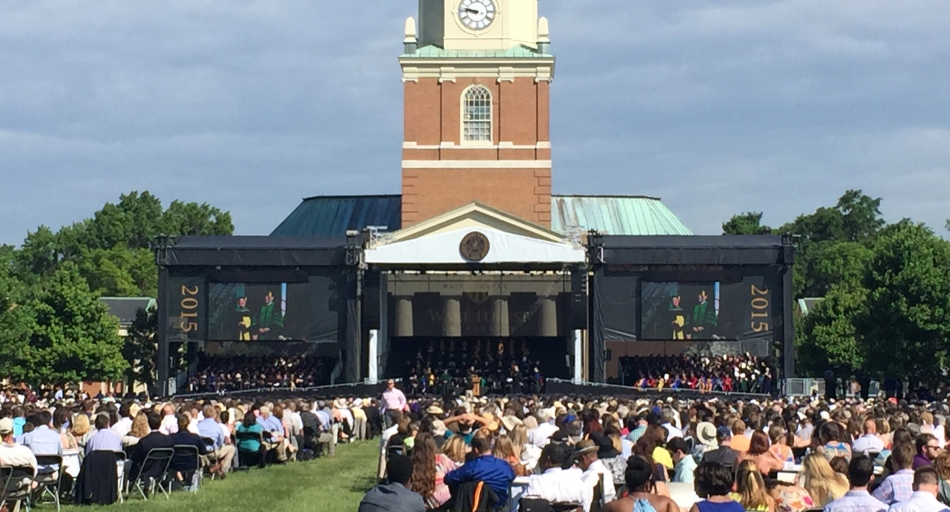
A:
<box><xmin>271</xmin><ymin>194</ymin><xmax>691</xmax><ymax>237</ymax></box>
<box><xmin>402</xmin><ymin>44</ymin><xmax>552</xmax><ymax>59</ymax></box>
<box><xmin>551</xmin><ymin>195</ymin><xmax>693</xmax><ymax>236</ymax></box>
<box><xmin>271</xmin><ymin>195</ymin><xmax>402</xmax><ymax>237</ymax></box>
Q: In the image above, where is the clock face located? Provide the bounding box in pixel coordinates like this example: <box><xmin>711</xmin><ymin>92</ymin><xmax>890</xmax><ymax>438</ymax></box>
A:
<box><xmin>458</xmin><ymin>0</ymin><xmax>496</xmax><ymax>31</ymax></box>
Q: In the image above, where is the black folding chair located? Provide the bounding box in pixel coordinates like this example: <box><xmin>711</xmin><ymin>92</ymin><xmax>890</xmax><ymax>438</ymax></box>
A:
<box><xmin>33</xmin><ymin>455</ymin><xmax>64</xmax><ymax>511</ymax></box>
<box><xmin>200</xmin><ymin>437</ymin><xmax>220</xmax><ymax>481</ymax></box>
<box><xmin>236</xmin><ymin>431</ymin><xmax>265</xmax><ymax>469</ymax></box>
<box><xmin>127</xmin><ymin>448</ymin><xmax>174</xmax><ymax>501</ymax></box>
<box><xmin>1</xmin><ymin>465</ymin><xmax>36</xmax><ymax>512</ymax></box>
<box><xmin>172</xmin><ymin>445</ymin><xmax>202</xmax><ymax>492</ymax></box>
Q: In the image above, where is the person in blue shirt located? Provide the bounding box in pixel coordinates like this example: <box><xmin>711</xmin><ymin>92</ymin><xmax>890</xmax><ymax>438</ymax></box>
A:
<box><xmin>12</xmin><ymin>407</ymin><xmax>26</xmax><ymax>438</ymax></box>
<box><xmin>20</xmin><ymin>410</ymin><xmax>62</xmax><ymax>476</ymax></box>
<box><xmin>256</xmin><ymin>406</ymin><xmax>290</xmax><ymax>461</ymax></box>
<box><xmin>444</xmin><ymin>435</ymin><xmax>516</xmax><ymax>505</ymax></box>
<box><xmin>196</xmin><ymin>405</ymin><xmax>235</xmax><ymax>476</ymax></box>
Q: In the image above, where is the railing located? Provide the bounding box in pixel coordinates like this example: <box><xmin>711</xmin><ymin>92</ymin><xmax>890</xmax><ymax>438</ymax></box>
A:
<box><xmin>168</xmin><ymin>378</ymin><xmax>401</xmax><ymax>400</ymax></box>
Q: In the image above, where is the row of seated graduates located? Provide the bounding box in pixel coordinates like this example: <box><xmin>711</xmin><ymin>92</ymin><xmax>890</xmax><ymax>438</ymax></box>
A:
<box><xmin>404</xmin><ymin>339</ymin><xmax>544</xmax><ymax>396</ymax></box>
<box><xmin>618</xmin><ymin>353</ymin><xmax>774</xmax><ymax>393</ymax></box>
<box><xmin>188</xmin><ymin>355</ymin><xmax>331</xmax><ymax>393</ymax></box>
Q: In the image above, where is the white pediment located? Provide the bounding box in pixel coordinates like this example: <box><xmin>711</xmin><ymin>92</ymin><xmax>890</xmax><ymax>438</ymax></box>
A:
<box><xmin>365</xmin><ymin>203</ymin><xmax>586</xmax><ymax>265</ymax></box>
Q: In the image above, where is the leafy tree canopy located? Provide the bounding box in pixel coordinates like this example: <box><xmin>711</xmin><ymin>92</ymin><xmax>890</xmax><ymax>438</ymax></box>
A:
<box><xmin>1</xmin><ymin>191</ymin><xmax>232</xmax><ymax>386</ymax></box>
<box><xmin>722</xmin><ymin>212</ymin><xmax>772</xmax><ymax>235</ymax></box>
<box><xmin>726</xmin><ymin>192</ymin><xmax>950</xmax><ymax>381</ymax></box>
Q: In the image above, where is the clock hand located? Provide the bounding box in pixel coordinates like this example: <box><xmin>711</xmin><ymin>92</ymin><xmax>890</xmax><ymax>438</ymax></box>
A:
<box><xmin>464</xmin><ymin>7</ymin><xmax>479</xmax><ymax>14</ymax></box>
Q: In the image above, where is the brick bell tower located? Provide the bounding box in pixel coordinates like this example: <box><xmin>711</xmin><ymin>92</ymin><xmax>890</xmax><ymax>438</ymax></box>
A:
<box><xmin>399</xmin><ymin>0</ymin><xmax>555</xmax><ymax>228</ymax></box>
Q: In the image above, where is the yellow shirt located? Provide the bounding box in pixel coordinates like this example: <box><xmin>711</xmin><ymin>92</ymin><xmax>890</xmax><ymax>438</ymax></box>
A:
<box><xmin>653</xmin><ymin>446</ymin><xmax>674</xmax><ymax>469</ymax></box>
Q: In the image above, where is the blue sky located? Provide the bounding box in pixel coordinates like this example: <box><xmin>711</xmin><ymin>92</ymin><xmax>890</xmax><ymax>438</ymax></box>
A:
<box><xmin>1</xmin><ymin>0</ymin><xmax>947</xmax><ymax>245</ymax></box>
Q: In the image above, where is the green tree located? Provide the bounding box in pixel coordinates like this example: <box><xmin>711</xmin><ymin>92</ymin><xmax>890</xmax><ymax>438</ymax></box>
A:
<box><xmin>17</xmin><ymin>192</ymin><xmax>234</xmax><ymax>299</ymax></box>
<box><xmin>15</xmin><ymin>226</ymin><xmax>63</xmax><ymax>282</ymax></box>
<box><xmin>857</xmin><ymin>221</ymin><xmax>950</xmax><ymax>385</ymax></box>
<box><xmin>796</xmin><ymin>284</ymin><xmax>867</xmax><ymax>378</ymax></box>
<box><xmin>780</xmin><ymin>190</ymin><xmax>885</xmax><ymax>297</ymax></box>
<box><xmin>162</xmin><ymin>200</ymin><xmax>233</xmax><ymax>237</ymax></box>
<box><xmin>17</xmin><ymin>264</ymin><xmax>128</xmax><ymax>385</ymax></box>
<box><xmin>722</xmin><ymin>212</ymin><xmax>771</xmax><ymax>235</ymax></box>
<box><xmin>0</xmin><ymin>257</ymin><xmax>32</xmax><ymax>381</ymax></box>
<box><xmin>77</xmin><ymin>247</ymin><xmax>158</xmax><ymax>298</ymax></box>
<box><xmin>123</xmin><ymin>305</ymin><xmax>158</xmax><ymax>389</ymax></box>
<box><xmin>83</xmin><ymin>191</ymin><xmax>165</xmax><ymax>251</ymax></box>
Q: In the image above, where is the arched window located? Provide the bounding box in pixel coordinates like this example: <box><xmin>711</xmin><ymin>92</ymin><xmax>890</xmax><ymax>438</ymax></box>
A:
<box><xmin>462</xmin><ymin>85</ymin><xmax>492</xmax><ymax>142</ymax></box>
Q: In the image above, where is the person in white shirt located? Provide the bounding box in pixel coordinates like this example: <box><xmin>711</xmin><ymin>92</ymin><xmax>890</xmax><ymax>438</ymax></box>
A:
<box><xmin>885</xmin><ymin>467</ymin><xmax>947</xmax><ymax>512</ymax></box>
<box><xmin>852</xmin><ymin>419</ymin><xmax>886</xmax><ymax>456</ymax></box>
<box><xmin>575</xmin><ymin>439</ymin><xmax>616</xmax><ymax>505</ymax></box>
<box><xmin>111</xmin><ymin>403</ymin><xmax>136</xmax><ymax>438</ymax></box>
<box><xmin>158</xmin><ymin>403</ymin><xmax>178</xmax><ymax>435</ymax></box>
<box><xmin>377</xmin><ymin>411</ymin><xmax>402</xmax><ymax>481</ymax></box>
<box><xmin>524</xmin><ymin>443</ymin><xmax>593</xmax><ymax>512</ymax></box>
<box><xmin>529</xmin><ymin>410</ymin><xmax>559</xmax><ymax>448</ymax></box>
<box><xmin>661</xmin><ymin>409</ymin><xmax>683</xmax><ymax>441</ymax></box>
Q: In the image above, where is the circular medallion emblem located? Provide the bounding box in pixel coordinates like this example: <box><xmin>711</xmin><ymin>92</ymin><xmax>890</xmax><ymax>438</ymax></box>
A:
<box><xmin>459</xmin><ymin>231</ymin><xmax>490</xmax><ymax>262</ymax></box>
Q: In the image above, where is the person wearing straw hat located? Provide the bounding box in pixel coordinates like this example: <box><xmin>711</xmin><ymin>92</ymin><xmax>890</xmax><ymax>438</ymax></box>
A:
<box><xmin>575</xmin><ymin>438</ymin><xmax>616</xmax><ymax>503</ymax></box>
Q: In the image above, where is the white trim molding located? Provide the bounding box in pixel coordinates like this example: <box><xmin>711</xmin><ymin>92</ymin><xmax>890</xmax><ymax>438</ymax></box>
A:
<box><xmin>404</xmin><ymin>141</ymin><xmax>551</xmax><ymax>150</ymax></box>
<box><xmin>438</xmin><ymin>66</ymin><xmax>457</xmax><ymax>83</ymax></box>
<box><xmin>402</xmin><ymin>160</ymin><xmax>552</xmax><ymax>169</ymax></box>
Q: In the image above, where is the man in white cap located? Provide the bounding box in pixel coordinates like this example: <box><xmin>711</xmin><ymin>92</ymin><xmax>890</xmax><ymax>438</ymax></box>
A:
<box><xmin>0</xmin><ymin>415</ymin><xmax>37</xmax><ymax>507</ymax></box>
<box><xmin>0</xmin><ymin>417</ymin><xmax>36</xmax><ymax>471</ymax></box>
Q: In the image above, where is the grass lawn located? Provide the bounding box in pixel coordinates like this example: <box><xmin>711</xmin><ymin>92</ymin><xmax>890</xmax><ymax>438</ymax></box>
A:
<box><xmin>68</xmin><ymin>441</ymin><xmax>379</xmax><ymax>512</ymax></box>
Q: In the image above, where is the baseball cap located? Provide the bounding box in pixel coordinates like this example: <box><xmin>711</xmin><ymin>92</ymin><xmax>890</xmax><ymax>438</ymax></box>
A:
<box><xmin>0</xmin><ymin>418</ymin><xmax>13</xmax><ymax>435</ymax></box>
<box><xmin>716</xmin><ymin>426</ymin><xmax>732</xmax><ymax>440</ymax></box>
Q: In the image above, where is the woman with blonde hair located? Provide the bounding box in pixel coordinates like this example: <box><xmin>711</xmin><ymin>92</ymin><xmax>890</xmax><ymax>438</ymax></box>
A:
<box><xmin>442</xmin><ymin>435</ymin><xmax>468</xmax><ymax>466</ymax></box>
<box><xmin>492</xmin><ymin>435</ymin><xmax>527</xmax><ymax>476</ymax></box>
<box><xmin>799</xmin><ymin>454</ymin><xmax>849</xmax><ymax>507</ymax></box>
<box><xmin>511</xmin><ymin>424</ymin><xmax>541</xmax><ymax>471</ymax></box>
<box><xmin>71</xmin><ymin>414</ymin><xmax>92</xmax><ymax>449</ymax></box>
<box><xmin>731</xmin><ymin>460</ymin><xmax>775</xmax><ymax>511</ymax></box>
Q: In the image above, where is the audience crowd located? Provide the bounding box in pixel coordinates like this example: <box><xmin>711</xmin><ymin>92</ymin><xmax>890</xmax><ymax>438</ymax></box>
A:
<box><xmin>5</xmin><ymin>374</ymin><xmax>950</xmax><ymax>512</ymax></box>
<box><xmin>361</xmin><ymin>385</ymin><xmax>950</xmax><ymax>512</ymax></box>
<box><xmin>0</xmin><ymin>390</ymin><xmax>380</xmax><ymax>507</ymax></box>
<box><xmin>619</xmin><ymin>354</ymin><xmax>775</xmax><ymax>395</ymax></box>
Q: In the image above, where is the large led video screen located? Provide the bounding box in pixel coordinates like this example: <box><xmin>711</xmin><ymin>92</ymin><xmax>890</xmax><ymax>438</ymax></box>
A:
<box><xmin>206</xmin><ymin>279</ymin><xmax>339</xmax><ymax>342</ymax></box>
<box><xmin>640</xmin><ymin>279</ymin><xmax>776</xmax><ymax>341</ymax></box>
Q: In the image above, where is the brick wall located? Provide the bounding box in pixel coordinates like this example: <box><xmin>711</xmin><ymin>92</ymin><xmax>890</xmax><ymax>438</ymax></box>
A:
<box><xmin>402</xmin><ymin>75</ymin><xmax>552</xmax><ymax>227</ymax></box>
<box><xmin>402</xmin><ymin>167</ymin><xmax>551</xmax><ymax>226</ymax></box>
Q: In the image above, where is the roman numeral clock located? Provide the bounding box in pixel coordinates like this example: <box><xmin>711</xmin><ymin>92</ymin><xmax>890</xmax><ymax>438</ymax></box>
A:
<box><xmin>458</xmin><ymin>0</ymin><xmax>496</xmax><ymax>31</ymax></box>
